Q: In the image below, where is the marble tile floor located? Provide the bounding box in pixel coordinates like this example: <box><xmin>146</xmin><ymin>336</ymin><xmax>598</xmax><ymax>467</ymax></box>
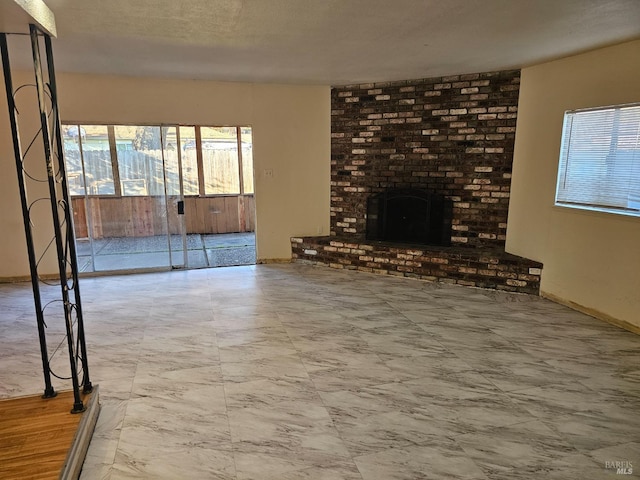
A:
<box><xmin>0</xmin><ymin>263</ymin><xmax>638</xmax><ymax>479</ymax></box>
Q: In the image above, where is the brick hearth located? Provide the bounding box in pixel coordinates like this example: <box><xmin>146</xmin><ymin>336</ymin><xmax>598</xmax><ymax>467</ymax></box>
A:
<box><xmin>291</xmin><ymin>237</ymin><xmax>541</xmax><ymax>295</ymax></box>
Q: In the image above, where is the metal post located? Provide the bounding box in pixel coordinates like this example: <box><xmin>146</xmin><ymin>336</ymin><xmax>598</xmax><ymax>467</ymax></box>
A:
<box><xmin>175</xmin><ymin>127</ymin><xmax>189</xmax><ymax>268</ymax></box>
<box><xmin>1</xmin><ymin>33</ymin><xmax>56</xmax><ymax>399</ymax></box>
<box><xmin>44</xmin><ymin>33</ymin><xmax>92</xmax><ymax>395</ymax></box>
<box><xmin>160</xmin><ymin>126</ymin><xmax>175</xmax><ymax>268</ymax></box>
<box><xmin>30</xmin><ymin>25</ymin><xmax>84</xmax><ymax>413</ymax></box>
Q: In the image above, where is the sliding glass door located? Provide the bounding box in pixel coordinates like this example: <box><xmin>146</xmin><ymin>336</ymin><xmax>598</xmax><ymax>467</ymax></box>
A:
<box><xmin>63</xmin><ymin>125</ymin><xmax>186</xmax><ymax>272</ymax></box>
<box><xmin>63</xmin><ymin>124</ymin><xmax>256</xmax><ymax>274</ymax></box>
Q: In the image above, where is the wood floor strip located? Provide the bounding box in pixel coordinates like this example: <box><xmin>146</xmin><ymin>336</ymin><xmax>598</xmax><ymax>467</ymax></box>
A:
<box><xmin>0</xmin><ymin>388</ymin><xmax>99</xmax><ymax>480</ymax></box>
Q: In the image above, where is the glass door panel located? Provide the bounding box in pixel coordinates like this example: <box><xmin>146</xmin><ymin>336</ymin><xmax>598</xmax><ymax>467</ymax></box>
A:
<box><xmin>89</xmin><ymin>125</ymin><xmax>172</xmax><ymax>272</ymax></box>
<box><xmin>64</xmin><ymin>124</ymin><xmax>180</xmax><ymax>272</ymax></box>
<box><xmin>163</xmin><ymin>126</ymin><xmax>201</xmax><ymax>269</ymax></box>
<box><xmin>64</xmin><ymin>124</ymin><xmax>116</xmax><ymax>273</ymax></box>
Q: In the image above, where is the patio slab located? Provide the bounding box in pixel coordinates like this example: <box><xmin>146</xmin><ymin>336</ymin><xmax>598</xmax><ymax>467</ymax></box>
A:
<box><xmin>75</xmin><ymin>233</ymin><xmax>256</xmax><ymax>273</ymax></box>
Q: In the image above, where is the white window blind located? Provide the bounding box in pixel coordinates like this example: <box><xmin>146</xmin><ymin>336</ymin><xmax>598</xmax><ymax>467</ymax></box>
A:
<box><xmin>555</xmin><ymin>103</ymin><xmax>640</xmax><ymax>217</ymax></box>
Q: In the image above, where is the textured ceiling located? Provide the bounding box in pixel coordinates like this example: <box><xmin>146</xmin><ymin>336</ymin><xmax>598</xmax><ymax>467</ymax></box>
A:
<box><xmin>8</xmin><ymin>0</ymin><xmax>640</xmax><ymax>85</ymax></box>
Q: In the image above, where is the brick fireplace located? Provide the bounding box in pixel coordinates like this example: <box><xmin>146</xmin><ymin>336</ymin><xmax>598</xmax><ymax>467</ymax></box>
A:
<box><xmin>292</xmin><ymin>69</ymin><xmax>542</xmax><ymax>294</ymax></box>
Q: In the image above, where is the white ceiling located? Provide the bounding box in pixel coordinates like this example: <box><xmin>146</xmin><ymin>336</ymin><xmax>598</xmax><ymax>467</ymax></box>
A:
<box><xmin>7</xmin><ymin>0</ymin><xmax>640</xmax><ymax>85</ymax></box>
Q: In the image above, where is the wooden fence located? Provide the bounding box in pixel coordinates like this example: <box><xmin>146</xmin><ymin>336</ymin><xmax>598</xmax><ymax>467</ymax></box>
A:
<box><xmin>71</xmin><ymin>195</ymin><xmax>255</xmax><ymax>239</ymax></box>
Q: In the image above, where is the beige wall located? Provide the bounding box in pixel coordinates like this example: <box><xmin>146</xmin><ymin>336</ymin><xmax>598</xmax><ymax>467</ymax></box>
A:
<box><xmin>0</xmin><ymin>72</ymin><xmax>61</xmax><ymax>278</ymax></box>
<box><xmin>0</xmin><ymin>73</ymin><xmax>331</xmax><ymax>277</ymax></box>
<box><xmin>507</xmin><ymin>39</ymin><xmax>640</xmax><ymax>329</ymax></box>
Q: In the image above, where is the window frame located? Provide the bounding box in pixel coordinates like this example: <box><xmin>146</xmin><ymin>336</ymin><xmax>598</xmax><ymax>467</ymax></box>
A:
<box><xmin>554</xmin><ymin>102</ymin><xmax>640</xmax><ymax>219</ymax></box>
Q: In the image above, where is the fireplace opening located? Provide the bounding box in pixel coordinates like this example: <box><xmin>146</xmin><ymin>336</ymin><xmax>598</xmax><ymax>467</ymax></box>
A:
<box><xmin>366</xmin><ymin>189</ymin><xmax>453</xmax><ymax>246</ymax></box>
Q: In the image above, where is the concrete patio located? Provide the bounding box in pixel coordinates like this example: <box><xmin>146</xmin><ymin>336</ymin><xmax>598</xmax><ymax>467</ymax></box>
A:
<box><xmin>76</xmin><ymin>232</ymin><xmax>256</xmax><ymax>273</ymax></box>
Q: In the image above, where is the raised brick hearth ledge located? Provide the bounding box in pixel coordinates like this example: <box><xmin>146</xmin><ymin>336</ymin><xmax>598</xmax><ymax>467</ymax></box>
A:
<box><xmin>291</xmin><ymin>236</ymin><xmax>542</xmax><ymax>295</ymax></box>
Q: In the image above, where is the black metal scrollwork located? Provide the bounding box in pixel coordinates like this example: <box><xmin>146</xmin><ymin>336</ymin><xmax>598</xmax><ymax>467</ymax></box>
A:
<box><xmin>1</xmin><ymin>25</ymin><xmax>92</xmax><ymax>414</ymax></box>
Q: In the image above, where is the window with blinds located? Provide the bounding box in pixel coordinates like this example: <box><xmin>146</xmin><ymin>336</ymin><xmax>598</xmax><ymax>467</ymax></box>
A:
<box><xmin>555</xmin><ymin>103</ymin><xmax>640</xmax><ymax>217</ymax></box>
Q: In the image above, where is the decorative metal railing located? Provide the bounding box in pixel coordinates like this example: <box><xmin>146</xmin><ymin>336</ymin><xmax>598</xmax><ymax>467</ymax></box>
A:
<box><xmin>1</xmin><ymin>24</ymin><xmax>92</xmax><ymax>413</ymax></box>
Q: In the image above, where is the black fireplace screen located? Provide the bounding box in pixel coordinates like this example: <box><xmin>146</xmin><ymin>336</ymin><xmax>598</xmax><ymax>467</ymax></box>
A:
<box><xmin>366</xmin><ymin>189</ymin><xmax>452</xmax><ymax>246</ymax></box>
